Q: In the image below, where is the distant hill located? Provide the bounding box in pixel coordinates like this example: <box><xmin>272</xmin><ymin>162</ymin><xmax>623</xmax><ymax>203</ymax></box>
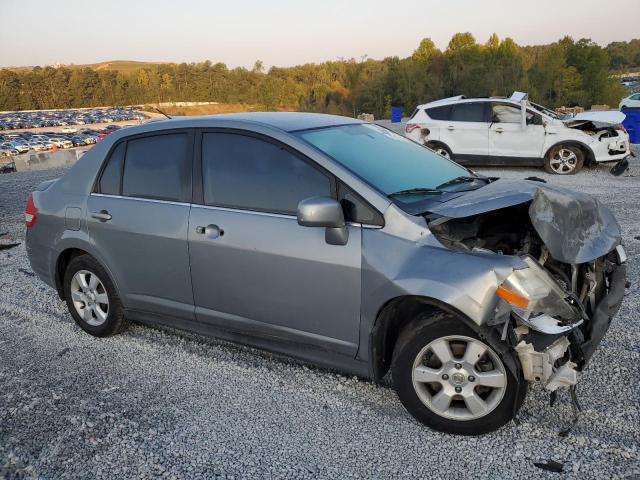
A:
<box><xmin>6</xmin><ymin>60</ymin><xmax>172</xmax><ymax>73</ymax></box>
<box><xmin>83</xmin><ymin>60</ymin><xmax>173</xmax><ymax>73</ymax></box>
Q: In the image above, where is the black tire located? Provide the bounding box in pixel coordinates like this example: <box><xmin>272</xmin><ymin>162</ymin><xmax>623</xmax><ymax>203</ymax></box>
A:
<box><xmin>391</xmin><ymin>312</ymin><xmax>526</xmax><ymax>435</ymax></box>
<box><xmin>544</xmin><ymin>144</ymin><xmax>584</xmax><ymax>175</ymax></box>
<box><xmin>425</xmin><ymin>141</ymin><xmax>453</xmax><ymax>161</ymax></box>
<box><xmin>63</xmin><ymin>254</ymin><xmax>127</xmax><ymax>337</ymax></box>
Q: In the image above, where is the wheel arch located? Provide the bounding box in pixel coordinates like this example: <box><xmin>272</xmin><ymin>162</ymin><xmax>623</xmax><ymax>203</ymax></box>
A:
<box><xmin>55</xmin><ymin>248</ymin><xmax>87</xmax><ymax>298</ymax></box>
<box><xmin>424</xmin><ymin>139</ymin><xmax>452</xmax><ymax>154</ymax></box>
<box><xmin>369</xmin><ymin>295</ymin><xmax>481</xmax><ymax>382</ymax></box>
<box><xmin>544</xmin><ymin>140</ymin><xmax>595</xmax><ymax>166</ymax></box>
<box><xmin>54</xmin><ymin>245</ymin><xmax>123</xmax><ymax>303</ymax></box>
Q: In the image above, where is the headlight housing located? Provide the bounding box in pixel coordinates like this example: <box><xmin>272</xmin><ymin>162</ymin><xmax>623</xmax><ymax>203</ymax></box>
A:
<box><xmin>496</xmin><ymin>256</ymin><xmax>580</xmax><ymax>322</ymax></box>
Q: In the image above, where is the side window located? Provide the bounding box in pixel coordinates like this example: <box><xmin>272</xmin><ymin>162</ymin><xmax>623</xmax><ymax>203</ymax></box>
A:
<box><xmin>122</xmin><ymin>133</ymin><xmax>187</xmax><ymax>201</ymax></box>
<box><xmin>99</xmin><ymin>142</ymin><xmax>125</xmax><ymax>195</ymax></box>
<box><xmin>338</xmin><ymin>182</ymin><xmax>383</xmax><ymax>226</ymax></box>
<box><xmin>202</xmin><ymin>133</ymin><xmax>331</xmax><ymax>214</ymax></box>
<box><xmin>426</xmin><ymin>105</ymin><xmax>452</xmax><ymax>120</ymax></box>
<box><xmin>450</xmin><ymin>103</ymin><xmax>487</xmax><ymax>122</ymax></box>
<box><xmin>632</xmin><ymin>94</ymin><xmax>640</xmax><ymax>100</ymax></box>
<box><xmin>491</xmin><ymin>104</ymin><xmax>521</xmax><ymax>123</ymax></box>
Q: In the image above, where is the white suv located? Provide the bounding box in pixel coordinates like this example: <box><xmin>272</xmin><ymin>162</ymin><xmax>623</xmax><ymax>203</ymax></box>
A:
<box><xmin>405</xmin><ymin>92</ymin><xmax>630</xmax><ymax>174</ymax></box>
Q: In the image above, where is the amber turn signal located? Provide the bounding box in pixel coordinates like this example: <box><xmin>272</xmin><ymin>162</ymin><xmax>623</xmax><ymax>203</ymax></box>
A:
<box><xmin>496</xmin><ymin>285</ymin><xmax>529</xmax><ymax>309</ymax></box>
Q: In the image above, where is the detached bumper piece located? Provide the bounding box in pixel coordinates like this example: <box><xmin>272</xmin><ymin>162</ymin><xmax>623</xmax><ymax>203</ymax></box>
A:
<box><xmin>610</xmin><ymin>154</ymin><xmax>633</xmax><ymax>176</ymax></box>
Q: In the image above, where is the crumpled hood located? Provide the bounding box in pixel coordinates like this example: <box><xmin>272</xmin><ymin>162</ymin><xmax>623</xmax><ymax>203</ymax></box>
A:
<box><xmin>426</xmin><ymin>180</ymin><xmax>622</xmax><ymax>264</ymax></box>
<box><xmin>563</xmin><ymin>110</ymin><xmax>626</xmax><ymax>125</ymax></box>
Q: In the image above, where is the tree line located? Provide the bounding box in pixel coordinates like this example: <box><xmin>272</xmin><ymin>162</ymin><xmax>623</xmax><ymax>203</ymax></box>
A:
<box><xmin>0</xmin><ymin>33</ymin><xmax>636</xmax><ymax>118</ymax></box>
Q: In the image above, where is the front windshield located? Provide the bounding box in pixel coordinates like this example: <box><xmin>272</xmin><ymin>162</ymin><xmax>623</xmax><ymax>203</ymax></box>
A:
<box><xmin>296</xmin><ymin>123</ymin><xmax>470</xmax><ymax>203</ymax></box>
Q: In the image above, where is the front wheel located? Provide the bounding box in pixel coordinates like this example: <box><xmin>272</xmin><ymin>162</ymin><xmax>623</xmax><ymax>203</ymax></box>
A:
<box><xmin>391</xmin><ymin>313</ymin><xmax>526</xmax><ymax>435</ymax></box>
<box><xmin>544</xmin><ymin>145</ymin><xmax>584</xmax><ymax>175</ymax></box>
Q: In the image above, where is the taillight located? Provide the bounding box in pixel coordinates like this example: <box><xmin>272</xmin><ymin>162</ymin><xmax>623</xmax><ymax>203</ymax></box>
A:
<box><xmin>25</xmin><ymin>193</ymin><xmax>37</xmax><ymax>227</ymax></box>
<box><xmin>405</xmin><ymin>123</ymin><xmax>422</xmax><ymax>133</ymax></box>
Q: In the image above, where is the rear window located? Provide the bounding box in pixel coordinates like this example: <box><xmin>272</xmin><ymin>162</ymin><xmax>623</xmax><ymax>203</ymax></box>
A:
<box><xmin>425</xmin><ymin>105</ymin><xmax>451</xmax><ymax>120</ymax></box>
<box><xmin>450</xmin><ymin>103</ymin><xmax>487</xmax><ymax>122</ymax></box>
<box><xmin>122</xmin><ymin>133</ymin><xmax>187</xmax><ymax>201</ymax></box>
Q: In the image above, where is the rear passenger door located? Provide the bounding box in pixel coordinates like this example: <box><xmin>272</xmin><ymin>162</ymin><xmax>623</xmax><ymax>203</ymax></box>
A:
<box><xmin>88</xmin><ymin>130</ymin><xmax>195</xmax><ymax>321</ymax></box>
<box><xmin>438</xmin><ymin>102</ymin><xmax>490</xmax><ymax>163</ymax></box>
<box><xmin>187</xmin><ymin>130</ymin><xmax>363</xmax><ymax>356</ymax></box>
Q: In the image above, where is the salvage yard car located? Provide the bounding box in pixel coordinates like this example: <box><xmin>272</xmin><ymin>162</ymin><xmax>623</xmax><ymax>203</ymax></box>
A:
<box><xmin>405</xmin><ymin>92</ymin><xmax>631</xmax><ymax>174</ymax></box>
<box><xmin>25</xmin><ymin>113</ymin><xmax>627</xmax><ymax>435</ymax></box>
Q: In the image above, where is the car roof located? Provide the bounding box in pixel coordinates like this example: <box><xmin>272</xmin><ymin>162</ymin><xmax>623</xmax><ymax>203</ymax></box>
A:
<box><xmin>133</xmin><ymin>112</ymin><xmax>363</xmax><ymax>133</ymax></box>
<box><xmin>416</xmin><ymin>92</ymin><xmax>528</xmax><ymax>109</ymax></box>
<box><xmin>416</xmin><ymin>97</ymin><xmax>513</xmax><ymax>109</ymax></box>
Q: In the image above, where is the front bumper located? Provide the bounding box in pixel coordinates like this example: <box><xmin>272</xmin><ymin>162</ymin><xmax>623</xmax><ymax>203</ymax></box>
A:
<box><xmin>513</xmin><ymin>258</ymin><xmax>627</xmax><ymax>390</ymax></box>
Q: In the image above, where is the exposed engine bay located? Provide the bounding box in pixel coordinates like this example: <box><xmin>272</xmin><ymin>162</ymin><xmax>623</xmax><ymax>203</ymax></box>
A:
<box><xmin>565</xmin><ymin>119</ymin><xmax>620</xmax><ymax>138</ymax></box>
<box><xmin>424</xmin><ymin>180</ymin><xmax>627</xmax><ymax>392</ymax></box>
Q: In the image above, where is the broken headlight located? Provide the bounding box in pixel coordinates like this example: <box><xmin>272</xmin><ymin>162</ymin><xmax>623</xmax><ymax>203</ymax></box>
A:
<box><xmin>496</xmin><ymin>256</ymin><xmax>580</xmax><ymax>322</ymax></box>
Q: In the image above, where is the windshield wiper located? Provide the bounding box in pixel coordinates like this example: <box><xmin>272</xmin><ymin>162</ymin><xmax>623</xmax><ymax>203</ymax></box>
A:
<box><xmin>388</xmin><ymin>187</ymin><xmax>442</xmax><ymax>198</ymax></box>
<box><xmin>436</xmin><ymin>175</ymin><xmax>489</xmax><ymax>190</ymax></box>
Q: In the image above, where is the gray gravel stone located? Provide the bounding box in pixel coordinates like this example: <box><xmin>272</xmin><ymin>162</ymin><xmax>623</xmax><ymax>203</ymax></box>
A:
<box><xmin>1</xmin><ymin>155</ymin><xmax>639</xmax><ymax>479</ymax></box>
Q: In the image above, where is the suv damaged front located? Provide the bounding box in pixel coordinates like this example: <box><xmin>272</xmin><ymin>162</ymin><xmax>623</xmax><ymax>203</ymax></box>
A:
<box><xmin>425</xmin><ymin>179</ymin><xmax>628</xmax><ymax>392</ymax></box>
<box><xmin>530</xmin><ymin>103</ymin><xmax>632</xmax><ymax>170</ymax></box>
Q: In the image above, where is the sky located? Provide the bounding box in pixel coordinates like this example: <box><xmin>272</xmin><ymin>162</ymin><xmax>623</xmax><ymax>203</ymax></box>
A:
<box><xmin>2</xmin><ymin>0</ymin><xmax>639</xmax><ymax>69</ymax></box>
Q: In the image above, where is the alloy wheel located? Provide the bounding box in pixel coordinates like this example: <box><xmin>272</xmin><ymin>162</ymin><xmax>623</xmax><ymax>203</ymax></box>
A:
<box><xmin>411</xmin><ymin>335</ymin><xmax>507</xmax><ymax>421</ymax></box>
<box><xmin>70</xmin><ymin>269</ymin><xmax>109</xmax><ymax>326</ymax></box>
<box><xmin>549</xmin><ymin>148</ymin><xmax>578</xmax><ymax>174</ymax></box>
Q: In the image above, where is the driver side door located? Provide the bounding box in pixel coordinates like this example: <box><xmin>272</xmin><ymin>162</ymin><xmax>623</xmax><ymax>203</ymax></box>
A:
<box><xmin>488</xmin><ymin>103</ymin><xmax>545</xmax><ymax>163</ymax></box>
<box><xmin>187</xmin><ymin>130</ymin><xmax>363</xmax><ymax>356</ymax></box>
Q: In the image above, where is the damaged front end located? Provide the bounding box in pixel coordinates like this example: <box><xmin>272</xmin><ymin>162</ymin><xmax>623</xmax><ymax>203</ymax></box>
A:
<box><xmin>426</xmin><ymin>180</ymin><xmax>628</xmax><ymax>392</ymax></box>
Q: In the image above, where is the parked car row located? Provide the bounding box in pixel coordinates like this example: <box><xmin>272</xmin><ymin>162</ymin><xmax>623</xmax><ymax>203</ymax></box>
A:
<box><xmin>0</xmin><ymin>108</ymin><xmax>148</xmax><ymax>131</ymax></box>
<box><xmin>0</xmin><ymin>124</ymin><xmax>127</xmax><ymax>157</ymax></box>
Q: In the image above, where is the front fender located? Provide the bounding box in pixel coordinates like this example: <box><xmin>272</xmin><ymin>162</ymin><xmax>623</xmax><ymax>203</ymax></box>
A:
<box><xmin>357</xmin><ymin>226</ymin><xmax>526</xmax><ymax>363</ymax></box>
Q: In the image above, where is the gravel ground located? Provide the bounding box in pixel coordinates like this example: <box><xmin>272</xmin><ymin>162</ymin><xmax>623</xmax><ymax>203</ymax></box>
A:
<box><xmin>1</xmin><ymin>152</ymin><xmax>640</xmax><ymax>479</ymax></box>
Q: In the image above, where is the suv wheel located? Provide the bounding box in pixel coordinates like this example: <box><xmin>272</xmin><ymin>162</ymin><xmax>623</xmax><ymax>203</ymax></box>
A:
<box><xmin>63</xmin><ymin>255</ymin><xmax>127</xmax><ymax>337</ymax></box>
<box><xmin>391</xmin><ymin>313</ymin><xmax>526</xmax><ymax>435</ymax></box>
<box><xmin>425</xmin><ymin>142</ymin><xmax>453</xmax><ymax>160</ymax></box>
<box><xmin>544</xmin><ymin>145</ymin><xmax>584</xmax><ymax>175</ymax></box>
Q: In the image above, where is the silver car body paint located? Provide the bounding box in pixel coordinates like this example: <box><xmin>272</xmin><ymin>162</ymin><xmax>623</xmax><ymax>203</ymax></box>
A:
<box><xmin>25</xmin><ymin>113</ymin><xmax>625</xmax><ymax>382</ymax></box>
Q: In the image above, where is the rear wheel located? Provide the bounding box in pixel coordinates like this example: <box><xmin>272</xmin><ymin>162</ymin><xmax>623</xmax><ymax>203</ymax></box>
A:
<box><xmin>544</xmin><ymin>145</ymin><xmax>584</xmax><ymax>175</ymax></box>
<box><xmin>425</xmin><ymin>141</ymin><xmax>453</xmax><ymax>160</ymax></box>
<box><xmin>63</xmin><ymin>255</ymin><xmax>127</xmax><ymax>337</ymax></box>
<box><xmin>391</xmin><ymin>313</ymin><xmax>526</xmax><ymax>435</ymax></box>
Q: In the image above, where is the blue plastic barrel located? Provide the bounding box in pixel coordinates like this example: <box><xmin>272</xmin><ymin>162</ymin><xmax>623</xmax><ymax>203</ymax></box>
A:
<box><xmin>622</xmin><ymin>108</ymin><xmax>640</xmax><ymax>144</ymax></box>
<box><xmin>391</xmin><ymin>106</ymin><xmax>403</xmax><ymax>123</ymax></box>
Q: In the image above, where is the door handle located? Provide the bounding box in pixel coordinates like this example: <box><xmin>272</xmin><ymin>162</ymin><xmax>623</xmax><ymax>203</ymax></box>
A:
<box><xmin>494</xmin><ymin>127</ymin><xmax>504</xmax><ymax>133</ymax></box>
<box><xmin>447</xmin><ymin>125</ymin><xmax>455</xmax><ymax>131</ymax></box>
<box><xmin>196</xmin><ymin>224</ymin><xmax>224</xmax><ymax>238</ymax></box>
<box><xmin>91</xmin><ymin>210</ymin><xmax>112</xmax><ymax>221</ymax></box>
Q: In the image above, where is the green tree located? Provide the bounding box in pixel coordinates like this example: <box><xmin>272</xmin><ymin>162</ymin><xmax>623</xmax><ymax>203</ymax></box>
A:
<box><xmin>412</xmin><ymin>38</ymin><xmax>437</xmax><ymax>62</ymax></box>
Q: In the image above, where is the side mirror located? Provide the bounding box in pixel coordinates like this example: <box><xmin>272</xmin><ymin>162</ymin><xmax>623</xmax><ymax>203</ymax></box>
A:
<box><xmin>297</xmin><ymin>196</ymin><xmax>348</xmax><ymax>246</ymax></box>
